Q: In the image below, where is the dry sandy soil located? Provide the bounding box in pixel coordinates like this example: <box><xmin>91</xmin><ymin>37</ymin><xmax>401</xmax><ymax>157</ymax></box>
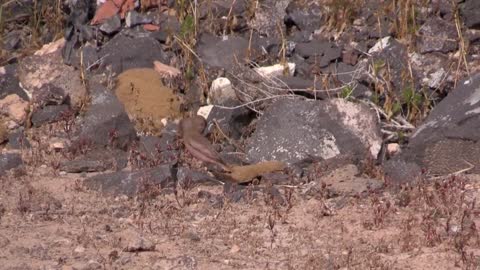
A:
<box><xmin>1</xmin><ymin>160</ymin><xmax>480</xmax><ymax>270</ymax></box>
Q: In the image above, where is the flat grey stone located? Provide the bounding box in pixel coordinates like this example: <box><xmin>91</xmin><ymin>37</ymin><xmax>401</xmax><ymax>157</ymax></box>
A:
<box><xmin>84</xmin><ymin>165</ymin><xmax>174</xmax><ymax>197</ymax></box>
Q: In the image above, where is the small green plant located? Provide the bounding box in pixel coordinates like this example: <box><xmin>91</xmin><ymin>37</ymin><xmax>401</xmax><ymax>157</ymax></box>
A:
<box><xmin>180</xmin><ymin>14</ymin><xmax>195</xmax><ymax>40</ymax></box>
<box><xmin>373</xmin><ymin>59</ymin><xmax>386</xmax><ymax>75</ymax></box>
<box><xmin>174</xmin><ymin>1</ymin><xmax>200</xmax><ymax>86</ymax></box>
<box><xmin>401</xmin><ymin>86</ymin><xmax>423</xmax><ymax>121</ymax></box>
<box><xmin>340</xmin><ymin>85</ymin><xmax>354</xmax><ymax>100</ymax></box>
<box><xmin>371</xmin><ymin>92</ymin><xmax>380</xmax><ymax>105</ymax></box>
<box><xmin>184</xmin><ymin>66</ymin><xmax>195</xmax><ymax>81</ymax></box>
<box><xmin>391</xmin><ymin>100</ymin><xmax>402</xmax><ymax>117</ymax></box>
<box><xmin>397</xmin><ymin>131</ymin><xmax>406</xmax><ymax>144</ymax></box>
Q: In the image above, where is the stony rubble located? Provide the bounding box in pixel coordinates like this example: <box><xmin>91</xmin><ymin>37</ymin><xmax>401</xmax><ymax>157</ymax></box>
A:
<box><xmin>2</xmin><ymin>0</ymin><xmax>480</xmax><ymax>268</ymax></box>
<box><xmin>1</xmin><ymin>0</ymin><xmax>478</xmax><ymax>191</ymax></box>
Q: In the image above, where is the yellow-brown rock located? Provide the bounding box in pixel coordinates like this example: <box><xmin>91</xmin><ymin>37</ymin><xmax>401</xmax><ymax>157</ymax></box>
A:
<box><xmin>115</xmin><ymin>68</ymin><xmax>182</xmax><ymax>135</ymax></box>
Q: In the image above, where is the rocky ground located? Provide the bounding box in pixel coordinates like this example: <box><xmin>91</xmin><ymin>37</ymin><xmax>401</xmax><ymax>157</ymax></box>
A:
<box><xmin>1</xmin><ymin>0</ymin><xmax>480</xmax><ymax>269</ymax></box>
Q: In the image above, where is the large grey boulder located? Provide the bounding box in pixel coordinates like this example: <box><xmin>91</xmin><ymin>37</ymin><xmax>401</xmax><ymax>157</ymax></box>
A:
<box><xmin>245</xmin><ymin>98</ymin><xmax>382</xmax><ymax>165</ymax></box>
<box><xmin>97</xmin><ymin>33</ymin><xmax>168</xmax><ymax>75</ymax></box>
<box><xmin>196</xmin><ymin>34</ymin><xmax>249</xmax><ymax>71</ymax></box>
<box><xmin>76</xmin><ymin>82</ymin><xmax>137</xmax><ymax>149</ymax></box>
<box><xmin>387</xmin><ymin>73</ymin><xmax>480</xmax><ymax>179</ymax></box>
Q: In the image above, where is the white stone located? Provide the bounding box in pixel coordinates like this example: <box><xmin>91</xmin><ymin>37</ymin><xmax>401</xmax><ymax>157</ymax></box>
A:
<box><xmin>368</xmin><ymin>36</ymin><xmax>392</xmax><ymax>54</ymax></box>
<box><xmin>424</xmin><ymin>68</ymin><xmax>445</xmax><ymax>89</ymax></box>
<box><xmin>197</xmin><ymin>105</ymin><xmax>214</xmax><ymax>120</ymax></box>
<box><xmin>161</xmin><ymin>117</ymin><xmax>168</xmax><ymax>126</ymax></box>
<box><xmin>208</xmin><ymin>77</ymin><xmax>236</xmax><ymax>105</ymax></box>
<box><xmin>254</xmin><ymin>63</ymin><xmax>295</xmax><ymax>78</ymax></box>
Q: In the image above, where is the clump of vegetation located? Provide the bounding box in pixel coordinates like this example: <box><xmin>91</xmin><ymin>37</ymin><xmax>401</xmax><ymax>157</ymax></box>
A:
<box><xmin>324</xmin><ymin>0</ymin><xmax>364</xmax><ymax>33</ymax></box>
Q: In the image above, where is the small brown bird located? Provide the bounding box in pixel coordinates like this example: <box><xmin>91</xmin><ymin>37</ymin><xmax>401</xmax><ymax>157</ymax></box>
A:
<box><xmin>179</xmin><ymin>116</ymin><xmax>231</xmax><ymax>172</ymax></box>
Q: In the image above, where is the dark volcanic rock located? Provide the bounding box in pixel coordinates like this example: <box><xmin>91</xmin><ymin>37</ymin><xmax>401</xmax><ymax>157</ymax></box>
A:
<box><xmin>284</xmin><ymin>1</ymin><xmax>323</xmax><ymax>34</ymax></box>
<box><xmin>383</xmin><ymin>159</ymin><xmax>423</xmax><ymax>186</ymax></box>
<box><xmin>138</xmin><ymin>136</ymin><xmax>166</xmax><ymax>156</ymax></box>
<box><xmin>157</xmin><ymin>14</ymin><xmax>181</xmax><ymax>33</ymax></box>
<box><xmin>31</xmin><ymin>105</ymin><xmax>71</xmax><ymax>127</ymax></box>
<box><xmin>431</xmin><ymin>0</ymin><xmax>454</xmax><ymax>20</ymax></box>
<box><xmin>70</xmin><ymin>44</ymin><xmax>100</xmax><ymax>71</ymax></box>
<box><xmin>6</xmin><ymin>129</ymin><xmax>30</xmax><ymax>150</ymax></box>
<box><xmin>62</xmin><ymin>0</ymin><xmax>94</xmax><ymax>65</ymax></box>
<box><xmin>135</xmin><ymin>134</ymin><xmax>179</xmax><ymax>167</ymax></box>
<box><xmin>460</xmin><ymin>0</ymin><xmax>480</xmax><ymax>29</ymax></box>
<box><xmin>133</xmin><ymin>122</ymin><xmax>179</xmax><ymax>167</ymax></box>
<box><xmin>245</xmin><ymin>98</ymin><xmax>382</xmax><ymax>165</ymax></box>
<box><xmin>99</xmin><ymin>14</ymin><xmax>122</xmax><ymax>35</ymax></box>
<box><xmin>321</xmin><ymin>62</ymin><xmax>371</xmax><ymax>99</ymax></box>
<box><xmin>395</xmin><ymin>73</ymin><xmax>480</xmax><ymax>176</ymax></box>
<box><xmin>3</xmin><ymin>30</ymin><xmax>22</xmax><ymax>51</ymax></box>
<box><xmin>150</xmin><ymin>30</ymin><xmax>169</xmax><ymax>44</ymax></box>
<box><xmin>0</xmin><ymin>64</ymin><xmax>28</xmax><ymax>101</ymax></box>
<box><xmin>61</xmin><ymin>148</ymin><xmax>128</xmax><ymax>173</ymax></box>
<box><xmin>82</xmin><ymin>43</ymin><xmax>100</xmax><ymax>63</ymax></box>
<box><xmin>0</xmin><ymin>153</ymin><xmax>23</xmax><ymax>174</ymax></box>
<box><xmin>199</xmin><ymin>0</ymin><xmax>247</xmax><ymax>19</ymax></box>
<box><xmin>248</xmin><ymin>0</ymin><xmax>289</xmax><ymax>38</ymax></box>
<box><xmin>62</xmin><ymin>159</ymin><xmax>107</xmax><ymax>173</ymax></box>
<box><xmin>98</xmin><ymin>33</ymin><xmax>168</xmax><ymax>75</ymax></box>
<box><xmin>418</xmin><ymin>17</ymin><xmax>457</xmax><ymax>54</ymax></box>
<box><xmin>277</xmin><ymin>75</ymin><xmax>322</xmax><ymax>90</ymax></box>
<box><xmin>177</xmin><ymin>167</ymin><xmax>219</xmax><ymax>186</ymax></box>
<box><xmin>410</xmin><ymin>51</ymin><xmax>450</xmax><ymax>90</ymax></box>
<box><xmin>125</xmin><ymin>11</ymin><xmax>153</xmax><ymax>28</ymax></box>
<box><xmin>200</xmin><ymin>105</ymin><xmax>253</xmax><ymax>140</ymax></box>
<box><xmin>77</xmin><ymin>82</ymin><xmax>137</xmax><ymax>149</ymax></box>
<box><xmin>196</xmin><ymin>34</ymin><xmax>249</xmax><ymax>71</ymax></box>
<box><xmin>295</xmin><ymin>41</ymin><xmax>342</xmax><ymax>67</ymax></box>
<box><xmin>31</xmin><ymin>84</ymin><xmax>69</xmax><ymax>108</ymax></box>
<box><xmin>84</xmin><ymin>165</ymin><xmax>174</xmax><ymax>197</ymax></box>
